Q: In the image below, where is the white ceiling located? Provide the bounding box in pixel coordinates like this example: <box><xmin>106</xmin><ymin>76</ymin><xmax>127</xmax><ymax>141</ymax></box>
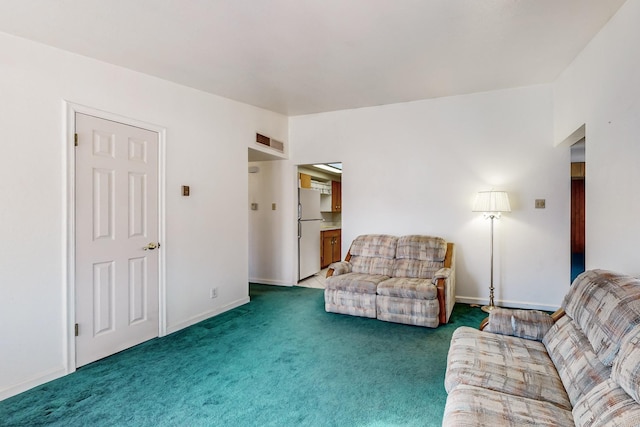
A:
<box><xmin>0</xmin><ymin>0</ymin><xmax>627</xmax><ymax>116</ymax></box>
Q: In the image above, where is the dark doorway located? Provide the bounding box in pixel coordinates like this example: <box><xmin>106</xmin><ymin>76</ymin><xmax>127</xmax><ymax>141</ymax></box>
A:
<box><xmin>570</xmin><ymin>140</ymin><xmax>585</xmax><ymax>282</ymax></box>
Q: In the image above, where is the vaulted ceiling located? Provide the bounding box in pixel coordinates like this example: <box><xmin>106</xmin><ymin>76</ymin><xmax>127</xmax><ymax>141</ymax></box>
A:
<box><xmin>0</xmin><ymin>0</ymin><xmax>627</xmax><ymax>116</ymax></box>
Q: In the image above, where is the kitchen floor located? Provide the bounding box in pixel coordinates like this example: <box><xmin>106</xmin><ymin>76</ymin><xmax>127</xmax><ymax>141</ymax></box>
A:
<box><xmin>297</xmin><ymin>268</ymin><xmax>329</xmax><ymax>289</ymax></box>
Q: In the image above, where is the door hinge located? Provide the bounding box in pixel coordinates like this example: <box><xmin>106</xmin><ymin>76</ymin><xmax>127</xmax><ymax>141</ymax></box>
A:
<box><xmin>74</xmin><ymin>133</ymin><xmax>78</xmax><ymax>147</ymax></box>
<box><xmin>75</xmin><ymin>323</ymin><xmax>79</xmax><ymax>337</ymax></box>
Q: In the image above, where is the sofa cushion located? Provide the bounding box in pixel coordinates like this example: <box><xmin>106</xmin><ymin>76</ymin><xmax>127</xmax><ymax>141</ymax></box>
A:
<box><xmin>392</xmin><ymin>259</ymin><xmax>445</xmax><ymax>279</ymax></box>
<box><xmin>325</xmin><ymin>273</ymin><xmax>389</xmax><ymax>294</ymax></box>
<box><xmin>376</xmin><ymin>295</ymin><xmax>439</xmax><ymax>328</ymax></box>
<box><xmin>348</xmin><ymin>235</ymin><xmax>398</xmax><ymax>276</ymax></box>
<box><xmin>392</xmin><ymin>235</ymin><xmax>446</xmax><ymax>279</ymax></box>
<box><xmin>484</xmin><ymin>307</ymin><xmax>555</xmax><ymax>341</ymax></box>
<box><xmin>376</xmin><ymin>278</ymin><xmax>437</xmax><ymax>299</ymax></box>
<box><xmin>324</xmin><ymin>289</ymin><xmax>377</xmax><ymax>319</ymax></box>
<box><xmin>350</xmin><ymin>256</ymin><xmax>395</xmax><ymax>277</ymax></box>
<box><xmin>611</xmin><ymin>325</ymin><xmax>640</xmax><ymax>404</ymax></box>
<box><xmin>572</xmin><ymin>379</ymin><xmax>640</xmax><ymax>427</ymax></box>
<box><xmin>543</xmin><ymin>315</ymin><xmax>611</xmax><ymax>407</ymax></box>
<box><xmin>349</xmin><ymin>234</ymin><xmax>398</xmax><ymax>258</ymax></box>
<box><xmin>443</xmin><ymin>384</ymin><xmax>575</xmax><ymax>427</ymax></box>
<box><xmin>445</xmin><ymin>326</ymin><xmax>571</xmax><ymax>410</ymax></box>
<box><xmin>395</xmin><ymin>235</ymin><xmax>446</xmax><ymax>261</ymax></box>
<box><xmin>563</xmin><ymin>270</ymin><xmax>640</xmax><ymax>366</ymax></box>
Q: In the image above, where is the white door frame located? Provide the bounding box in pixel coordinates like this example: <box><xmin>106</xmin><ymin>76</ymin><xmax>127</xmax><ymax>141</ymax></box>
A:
<box><xmin>64</xmin><ymin>101</ymin><xmax>167</xmax><ymax>374</ymax></box>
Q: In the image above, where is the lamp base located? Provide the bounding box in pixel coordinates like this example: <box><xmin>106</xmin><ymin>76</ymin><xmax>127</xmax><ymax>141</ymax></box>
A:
<box><xmin>481</xmin><ymin>305</ymin><xmax>498</xmax><ymax>313</ymax></box>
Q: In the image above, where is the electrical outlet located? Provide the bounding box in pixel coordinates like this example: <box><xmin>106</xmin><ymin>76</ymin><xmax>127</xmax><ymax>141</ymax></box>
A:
<box><xmin>535</xmin><ymin>199</ymin><xmax>546</xmax><ymax>209</ymax></box>
<box><xmin>210</xmin><ymin>288</ymin><xmax>218</xmax><ymax>298</ymax></box>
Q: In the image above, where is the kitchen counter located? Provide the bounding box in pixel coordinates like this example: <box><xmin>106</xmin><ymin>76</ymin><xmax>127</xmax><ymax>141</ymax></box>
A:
<box><xmin>321</xmin><ymin>225</ymin><xmax>342</xmax><ymax>231</ymax></box>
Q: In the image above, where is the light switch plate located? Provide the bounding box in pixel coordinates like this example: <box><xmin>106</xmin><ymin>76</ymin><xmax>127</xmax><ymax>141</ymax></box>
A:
<box><xmin>535</xmin><ymin>199</ymin><xmax>546</xmax><ymax>209</ymax></box>
<box><xmin>182</xmin><ymin>185</ymin><xmax>190</xmax><ymax>196</ymax></box>
<box><xmin>251</xmin><ymin>203</ymin><xmax>258</xmax><ymax>210</ymax></box>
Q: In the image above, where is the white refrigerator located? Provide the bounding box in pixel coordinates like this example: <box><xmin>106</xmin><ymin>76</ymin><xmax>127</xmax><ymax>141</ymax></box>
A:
<box><xmin>298</xmin><ymin>188</ymin><xmax>323</xmax><ymax>281</ymax></box>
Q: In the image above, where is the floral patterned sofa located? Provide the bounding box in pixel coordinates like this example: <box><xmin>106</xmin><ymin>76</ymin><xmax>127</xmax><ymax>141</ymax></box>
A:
<box><xmin>443</xmin><ymin>269</ymin><xmax>640</xmax><ymax>426</ymax></box>
<box><xmin>324</xmin><ymin>234</ymin><xmax>455</xmax><ymax>327</ymax></box>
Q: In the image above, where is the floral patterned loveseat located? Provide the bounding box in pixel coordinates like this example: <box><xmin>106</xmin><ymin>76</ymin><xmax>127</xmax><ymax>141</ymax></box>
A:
<box><xmin>443</xmin><ymin>269</ymin><xmax>640</xmax><ymax>426</ymax></box>
<box><xmin>324</xmin><ymin>234</ymin><xmax>455</xmax><ymax>328</ymax></box>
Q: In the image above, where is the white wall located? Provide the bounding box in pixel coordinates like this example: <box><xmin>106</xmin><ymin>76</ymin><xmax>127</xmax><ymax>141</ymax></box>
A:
<box><xmin>6</xmin><ymin>0</ymin><xmax>637</xmax><ymax>400</ymax></box>
<box><xmin>553</xmin><ymin>0</ymin><xmax>640</xmax><ymax>275</ymax></box>
<box><xmin>0</xmin><ymin>32</ymin><xmax>287</xmax><ymax>399</ymax></box>
<box><xmin>290</xmin><ymin>85</ymin><xmax>571</xmax><ymax>310</ymax></box>
<box><xmin>248</xmin><ymin>160</ymin><xmax>297</xmax><ymax>285</ymax></box>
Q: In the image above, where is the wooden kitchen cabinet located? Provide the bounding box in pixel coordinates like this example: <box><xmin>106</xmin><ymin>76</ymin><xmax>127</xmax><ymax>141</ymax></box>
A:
<box><xmin>331</xmin><ymin>181</ymin><xmax>341</xmax><ymax>212</ymax></box>
<box><xmin>321</xmin><ymin>229</ymin><xmax>341</xmax><ymax>268</ymax></box>
<box><xmin>299</xmin><ymin>172</ymin><xmax>312</xmax><ymax>188</ymax></box>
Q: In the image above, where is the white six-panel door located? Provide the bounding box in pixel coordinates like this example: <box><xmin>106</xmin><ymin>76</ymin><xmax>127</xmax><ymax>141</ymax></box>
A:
<box><xmin>75</xmin><ymin>113</ymin><xmax>159</xmax><ymax>367</ymax></box>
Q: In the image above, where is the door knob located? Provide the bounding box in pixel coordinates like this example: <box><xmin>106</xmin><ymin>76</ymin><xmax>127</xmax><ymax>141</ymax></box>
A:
<box><xmin>143</xmin><ymin>242</ymin><xmax>160</xmax><ymax>251</ymax></box>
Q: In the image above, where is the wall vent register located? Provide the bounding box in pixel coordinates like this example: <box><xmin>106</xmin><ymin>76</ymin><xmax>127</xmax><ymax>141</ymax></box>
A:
<box><xmin>256</xmin><ymin>133</ymin><xmax>284</xmax><ymax>153</ymax></box>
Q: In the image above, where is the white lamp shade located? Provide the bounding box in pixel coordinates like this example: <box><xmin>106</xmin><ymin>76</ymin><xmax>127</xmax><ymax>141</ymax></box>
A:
<box><xmin>473</xmin><ymin>191</ymin><xmax>511</xmax><ymax>213</ymax></box>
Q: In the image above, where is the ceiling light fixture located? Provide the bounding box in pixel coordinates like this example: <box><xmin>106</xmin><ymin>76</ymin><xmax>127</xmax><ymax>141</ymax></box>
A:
<box><xmin>313</xmin><ymin>164</ymin><xmax>342</xmax><ymax>174</ymax></box>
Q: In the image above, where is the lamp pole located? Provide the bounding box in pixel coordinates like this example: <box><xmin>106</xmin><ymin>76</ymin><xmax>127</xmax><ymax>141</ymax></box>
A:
<box><xmin>482</xmin><ymin>214</ymin><xmax>497</xmax><ymax>313</ymax></box>
<box><xmin>473</xmin><ymin>190</ymin><xmax>510</xmax><ymax>313</ymax></box>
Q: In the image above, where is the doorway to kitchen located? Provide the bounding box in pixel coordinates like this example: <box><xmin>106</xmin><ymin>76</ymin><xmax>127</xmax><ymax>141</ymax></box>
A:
<box><xmin>297</xmin><ymin>163</ymin><xmax>342</xmax><ymax>288</ymax></box>
<box><xmin>247</xmin><ymin>148</ymin><xmax>289</xmax><ymax>288</ymax></box>
<box><xmin>570</xmin><ymin>139</ymin><xmax>585</xmax><ymax>282</ymax></box>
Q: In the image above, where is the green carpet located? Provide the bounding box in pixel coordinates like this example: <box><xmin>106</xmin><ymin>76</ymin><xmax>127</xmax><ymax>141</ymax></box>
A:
<box><xmin>1</xmin><ymin>284</ymin><xmax>486</xmax><ymax>426</ymax></box>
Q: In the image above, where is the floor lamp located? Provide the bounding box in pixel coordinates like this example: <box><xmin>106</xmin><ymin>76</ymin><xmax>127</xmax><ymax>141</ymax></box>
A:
<box><xmin>473</xmin><ymin>190</ymin><xmax>511</xmax><ymax>313</ymax></box>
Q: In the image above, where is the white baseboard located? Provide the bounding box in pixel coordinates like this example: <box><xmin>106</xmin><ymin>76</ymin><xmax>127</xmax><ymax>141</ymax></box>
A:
<box><xmin>455</xmin><ymin>296</ymin><xmax>559</xmax><ymax>312</ymax></box>
<box><xmin>2</xmin><ymin>297</ymin><xmax>253</xmax><ymax>400</ymax></box>
<box><xmin>166</xmin><ymin>297</ymin><xmax>250</xmax><ymax>335</ymax></box>
<box><xmin>249</xmin><ymin>277</ymin><xmax>293</xmax><ymax>287</ymax></box>
<box><xmin>0</xmin><ymin>366</ymin><xmax>67</xmax><ymax>401</ymax></box>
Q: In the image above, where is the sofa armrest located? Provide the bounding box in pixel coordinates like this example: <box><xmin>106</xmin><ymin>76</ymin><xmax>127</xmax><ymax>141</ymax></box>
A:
<box><xmin>326</xmin><ymin>261</ymin><xmax>352</xmax><ymax>278</ymax></box>
<box><xmin>432</xmin><ymin>267</ymin><xmax>451</xmax><ymax>282</ymax></box>
<box><xmin>481</xmin><ymin>308</ymin><xmax>556</xmax><ymax>341</ymax></box>
<box><xmin>434</xmin><ymin>243</ymin><xmax>456</xmax><ymax>325</ymax></box>
<box><xmin>433</xmin><ymin>267</ymin><xmax>455</xmax><ymax>325</ymax></box>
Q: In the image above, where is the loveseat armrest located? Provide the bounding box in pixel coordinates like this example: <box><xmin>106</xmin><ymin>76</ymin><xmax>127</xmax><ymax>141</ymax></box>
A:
<box><xmin>432</xmin><ymin>267</ymin><xmax>451</xmax><ymax>282</ymax></box>
<box><xmin>481</xmin><ymin>307</ymin><xmax>556</xmax><ymax>341</ymax></box>
<box><xmin>433</xmin><ymin>266</ymin><xmax>455</xmax><ymax>325</ymax></box>
<box><xmin>326</xmin><ymin>261</ymin><xmax>352</xmax><ymax>278</ymax></box>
